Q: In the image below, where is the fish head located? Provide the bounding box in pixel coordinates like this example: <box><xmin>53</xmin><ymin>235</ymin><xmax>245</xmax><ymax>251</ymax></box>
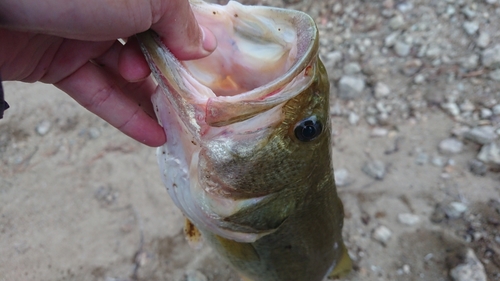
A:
<box><xmin>138</xmin><ymin>0</ymin><xmax>331</xmax><ymax>242</ymax></box>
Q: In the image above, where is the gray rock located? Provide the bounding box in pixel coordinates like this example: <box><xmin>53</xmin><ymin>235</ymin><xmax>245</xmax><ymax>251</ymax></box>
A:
<box><xmin>459</xmin><ymin>99</ymin><xmax>475</xmax><ymax>112</ymax></box>
<box><xmin>413</xmin><ymin>74</ymin><xmax>426</xmax><ymax>84</ymax></box>
<box><xmin>444</xmin><ymin>202</ymin><xmax>468</xmax><ymax>219</ymax></box>
<box><xmin>362</xmin><ymin>160</ymin><xmax>386</xmax><ymax>180</ymax></box>
<box><xmin>326</xmin><ymin>51</ymin><xmax>343</xmax><ymax>65</ymax></box>
<box><xmin>460</xmin><ymin>54</ymin><xmax>479</xmax><ymax>70</ymax></box>
<box><xmin>35</xmin><ymin>120</ymin><xmax>52</xmax><ymax>136</ymax></box>
<box><xmin>402</xmin><ymin>59</ymin><xmax>423</xmax><ymax>76</ymax></box>
<box><xmin>479</xmin><ymin>108</ymin><xmax>492</xmax><ymax>119</ymax></box>
<box><xmin>185</xmin><ymin>270</ymin><xmax>208</xmax><ymax>281</ymax></box>
<box><xmin>374</xmin><ymin>82</ymin><xmax>391</xmax><ymax>99</ymax></box>
<box><xmin>477</xmin><ymin>142</ymin><xmax>500</xmax><ymax>166</ymax></box>
<box><xmin>463</xmin><ymin>126</ymin><xmax>497</xmax><ymax>145</ymax></box>
<box><xmin>432</xmin><ymin>155</ymin><xmax>446</xmax><ymax>167</ymax></box>
<box><xmin>481</xmin><ymin>45</ymin><xmax>500</xmax><ymax>68</ymax></box>
<box><xmin>338</xmin><ymin>76</ymin><xmax>366</xmax><ymax>99</ymax></box>
<box><xmin>441</xmin><ymin>102</ymin><xmax>460</xmax><ymax>116</ymax></box>
<box><xmin>348</xmin><ymin>112</ymin><xmax>360</xmax><ymax>125</ymax></box>
<box><xmin>88</xmin><ymin>127</ymin><xmax>101</xmax><ymax>139</ymax></box>
<box><xmin>343</xmin><ymin>62</ymin><xmax>361</xmax><ymax>74</ymax></box>
<box><xmin>334</xmin><ymin>168</ymin><xmax>352</xmax><ymax>187</ymax></box>
<box><xmin>384</xmin><ymin>31</ymin><xmax>400</xmax><ymax>47</ymax></box>
<box><xmin>397</xmin><ymin>213</ymin><xmax>420</xmax><ymax>226</ymax></box>
<box><xmin>389</xmin><ymin>15</ymin><xmax>406</xmax><ymax>30</ymax></box>
<box><xmin>426</xmin><ymin>45</ymin><xmax>441</xmax><ymax>59</ymax></box>
<box><xmin>372</xmin><ymin>225</ymin><xmax>392</xmax><ymax>245</ymax></box>
<box><xmin>449</xmin><ymin>248</ymin><xmax>487</xmax><ymax>281</ymax></box>
<box><xmin>439</xmin><ymin>138</ymin><xmax>464</xmax><ymax>155</ymax></box>
<box><xmin>476</xmin><ymin>32</ymin><xmax>490</xmax><ymax>48</ymax></box>
<box><xmin>463</xmin><ymin>21</ymin><xmax>479</xmax><ymax>35</ymax></box>
<box><xmin>461</xmin><ymin>7</ymin><xmax>477</xmax><ymax>19</ymax></box>
<box><xmin>489</xmin><ymin>69</ymin><xmax>500</xmax><ymax>81</ymax></box>
<box><xmin>371</xmin><ymin>127</ymin><xmax>389</xmax><ymax>137</ymax></box>
<box><xmin>415</xmin><ymin>151</ymin><xmax>429</xmax><ymax>165</ymax></box>
<box><xmin>469</xmin><ymin>159</ymin><xmax>488</xmax><ymax>176</ymax></box>
<box><xmin>493</xmin><ymin>104</ymin><xmax>500</xmax><ymax>115</ymax></box>
<box><xmin>395</xmin><ymin>41</ymin><xmax>411</xmax><ymax>57</ymax></box>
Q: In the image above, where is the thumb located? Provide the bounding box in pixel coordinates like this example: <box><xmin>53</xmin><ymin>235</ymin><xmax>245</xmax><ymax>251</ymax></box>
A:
<box><xmin>151</xmin><ymin>0</ymin><xmax>217</xmax><ymax>60</ymax></box>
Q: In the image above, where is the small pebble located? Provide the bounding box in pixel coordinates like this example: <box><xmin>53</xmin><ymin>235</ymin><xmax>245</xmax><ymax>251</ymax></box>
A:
<box><xmin>374</xmin><ymin>82</ymin><xmax>391</xmax><ymax>99</ymax></box>
<box><xmin>459</xmin><ymin>100</ymin><xmax>475</xmax><ymax>112</ymax></box>
<box><xmin>395</xmin><ymin>41</ymin><xmax>411</xmax><ymax>57</ymax></box>
<box><xmin>480</xmin><ymin>108</ymin><xmax>492</xmax><ymax>119</ymax></box>
<box><xmin>402</xmin><ymin>59</ymin><xmax>423</xmax><ymax>76</ymax></box>
<box><xmin>449</xmin><ymin>248</ymin><xmax>487</xmax><ymax>281</ymax></box>
<box><xmin>477</xmin><ymin>142</ymin><xmax>500</xmax><ymax>166</ymax></box>
<box><xmin>441</xmin><ymin>102</ymin><xmax>460</xmax><ymax>116</ymax></box>
<box><xmin>371</xmin><ymin>127</ymin><xmax>389</xmax><ymax>137</ymax></box>
<box><xmin>348</xmin><ymin>112</ymin><xmax>360</xmax><ymax>125</ymax></box>
<box><xmin>35</xmin><ymin>120</ymin><xmax>52</xmax><ymax>136</ymax></box>
<box><xmin>460</xmin><ymin>54</ymin><xmax>479</xmax><ymax>70</ymax></box>
<box><xmin>372</xmin><ymin>225</ymin><xmax>392</xmax><ymax>245</ymax></box>
<box><xmin>469</xmin><ymin>159</ymin><xmax>488</xmax><ymax>176</ymax></box>
<box><xmin>463</xmin><ymin>126</ymin><xmax>497</xmax><ymax>145</ymax></box>
<box><xmin>338</xmin><ymin>76</ymin><xmax>366</xmax><ymax>99</ymax></box>
<box><xmin>444</xmin><ymin>202</ymin><xmax>468</xmax><ymax>219</ymax></box>
<box><xmin>362</xmin><ymin>160</ymin><xmax>386</xmax><ymax>180</ymax></box>
<box><xmin>481</xmin><ymin>45</ymin><xmax>500</xmax><ymax>68</ymax></box>
<box><xmin>413</xmin><ymin>74</ymin><xmax>426</xmax><ymax>84</ymax></box>
<box><xmin>489</xmin><ymin>69</ymin><xmax>500</xmax><ymax>81</ymax></box>
<box><xmin>476</xmin><ymin>32</ymin><xmax>490</xmax><ymax>48</ymax></box>
<box><xmin>343</xmin><ymin>62</ymin><xmax>362</xmax><ymax>75</ymax></box>
<box><xmin>432</xmin><ymin>156</ymin><xmax>446</xmax><ymax>167</ymax></box>
<box><xmin>389</xmin><ymin>14</ymin><xmax>406</xmax><ymax>30</ymax></box>
<box><xmin>185</xmin><ymin>270</ymin><xmax>208</xmax><ymax>281</ymax></box>
<box><xmin>438</xmin><ymin>138</ymin><xmax>464</xmax><ymax>155</ymax></box>
<box><xmin>492</xmin><ymin>104</ymin><xmax>500</xmax><ymax>115</ymax></box>
<box><xmin>88</xmin><ymin>127</ymin><xmax>101</xmax><ymax>139</ymax></box>
<box><xmin>463</xmin><ymin>21</ymin><xmax>479</xmax><ymax>35</ymax></box>
<box><xmin>384</xmin><ymin>31</ymin><xmax>400</xmax><ymax>47</ymax></box>
<box><xmin>397</xmin><ymin>213</ymin><xmax>420</xmax><ymax>225</ymax></box>
<box><xmin>326</xmin><ymin>51</ymin><xmax>343</xmax><ymax>65</ymax></box>
<box><xmin>334</xmin><ymin>168</ymin><xmax>352</xmax><ymax>187</ymax></box>
<box><xmin>415</xmin><ymin>151</ymin><xmax>428</xmax><ymax>165</ymax></box>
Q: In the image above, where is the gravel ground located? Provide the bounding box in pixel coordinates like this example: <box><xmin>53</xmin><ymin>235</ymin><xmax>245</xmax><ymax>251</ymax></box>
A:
<box><xmin>1</xmin><ymin>0</ymin><xmax>500</xmax><ymax>280</ymax></box>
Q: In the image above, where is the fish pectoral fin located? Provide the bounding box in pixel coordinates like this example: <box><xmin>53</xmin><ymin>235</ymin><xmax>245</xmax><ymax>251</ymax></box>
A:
<box><xmin>214</xmin><ymin>235</ymin><xmax>260</xmax><ymax>262</ymax></box>
<box><xmin>328</xmin><ymin>243</ymin><xmax>352</xmax><ymax>279</ymax></box>
<box><xmin>184</xmin><ymin>219</ymin><xmax>204</xmax><ymax>249</ymax></box>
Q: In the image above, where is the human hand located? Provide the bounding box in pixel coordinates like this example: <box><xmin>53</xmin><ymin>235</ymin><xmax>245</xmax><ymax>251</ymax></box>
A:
<box><xmin>0</xmin><ymin>0</ymin><xmax>217</xmax><ymax>146</ymax></box>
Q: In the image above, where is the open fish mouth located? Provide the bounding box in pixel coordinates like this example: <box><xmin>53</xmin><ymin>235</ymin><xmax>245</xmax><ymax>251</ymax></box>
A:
<box><xmin>138</xmin><ymin>0</ymin><xmax>318</xmax><ymax>128</ymax></box>
<box><xmin>137</xmin><ymin>0</ymin><xmax>323</xmax><ymax>243</ymax></box>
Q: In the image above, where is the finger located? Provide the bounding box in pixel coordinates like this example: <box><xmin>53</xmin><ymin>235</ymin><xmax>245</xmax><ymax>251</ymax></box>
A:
<box><xmin>0</xmin><ymin>0</ymin><xmax>216</xmax><ymax>60</ymax></box>
<box><xmin>92</xmin><ymin>39</ymin><xmax>157</xmax><ymax>119</ymax></box>
<box><xmin>118</xmin><ymin>37</ymin><xmax>151</xmax><ymax>82</ymax></box>
<box><xmin>55</xmin><ymin>61</ymin><xmax>166</xmax><ymax>147</ymax></box>
<box><xmin>150</xmin><ymin>0</ymin><xmax>217</xmax><ymax>60</ymax></box>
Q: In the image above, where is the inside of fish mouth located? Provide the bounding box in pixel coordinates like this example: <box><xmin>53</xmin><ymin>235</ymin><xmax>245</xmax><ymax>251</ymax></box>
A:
<box><xmin>181</xmin><ymin>16</ymin><xmax>300</xmax><ymax>97</ymax></box>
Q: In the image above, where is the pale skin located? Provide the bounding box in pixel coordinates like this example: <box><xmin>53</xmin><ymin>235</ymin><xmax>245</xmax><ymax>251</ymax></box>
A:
<box><xmin>0</xmin><ymin>0</ymin><xmax>217</xmax><ymax>146</ymax></box>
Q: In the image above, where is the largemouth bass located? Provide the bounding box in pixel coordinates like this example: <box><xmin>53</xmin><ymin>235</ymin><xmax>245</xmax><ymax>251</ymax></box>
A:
<box><xmin>137</xmin><ymin>1</ymin><xmax>352</xmax><ymax>280</ymax></box>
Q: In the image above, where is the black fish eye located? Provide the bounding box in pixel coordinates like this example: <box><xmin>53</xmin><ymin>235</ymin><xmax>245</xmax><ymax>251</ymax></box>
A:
<box><xmin>294</xmin><ymin>116</ymin><xmax>323</xmax><ymax>142</ymax></box>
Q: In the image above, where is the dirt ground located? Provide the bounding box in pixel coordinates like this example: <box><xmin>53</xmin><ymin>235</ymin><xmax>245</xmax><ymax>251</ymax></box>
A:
<box><xmin>1</xmin><ymin>0</ymin><xmax>500</xmax><ymax>280</ymax></box>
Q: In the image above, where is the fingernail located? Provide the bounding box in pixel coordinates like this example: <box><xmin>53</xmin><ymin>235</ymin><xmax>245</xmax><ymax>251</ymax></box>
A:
<box><xmin>199</xmin><ymin>25</ymin><xmax>217</xmax><ymax>54</ymax></box>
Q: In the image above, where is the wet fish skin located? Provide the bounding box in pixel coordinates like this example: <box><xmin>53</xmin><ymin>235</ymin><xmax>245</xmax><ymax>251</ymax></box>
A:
<box><xmin>137</xmin><ymin>1</ymin><xmax>352</xmax><ymax>280</ymax></box>
<box><xmin>202</xmin><ymin>61</ymin><xmax>350</xmax><ymax>281</ymax></box>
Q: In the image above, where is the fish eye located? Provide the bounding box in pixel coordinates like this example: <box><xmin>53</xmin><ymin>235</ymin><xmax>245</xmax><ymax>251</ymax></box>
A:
<box><xmin>294</xmin><ymin>116</ymin><xmax>323</xmax><ymax>142</ymax></box>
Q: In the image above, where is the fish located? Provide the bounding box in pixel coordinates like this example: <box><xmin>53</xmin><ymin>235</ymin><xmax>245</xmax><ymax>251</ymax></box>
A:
<box><xmin>137</xmin><ymin>1</ymin><xmax>352</xmax><ymax>280</ymax></box>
